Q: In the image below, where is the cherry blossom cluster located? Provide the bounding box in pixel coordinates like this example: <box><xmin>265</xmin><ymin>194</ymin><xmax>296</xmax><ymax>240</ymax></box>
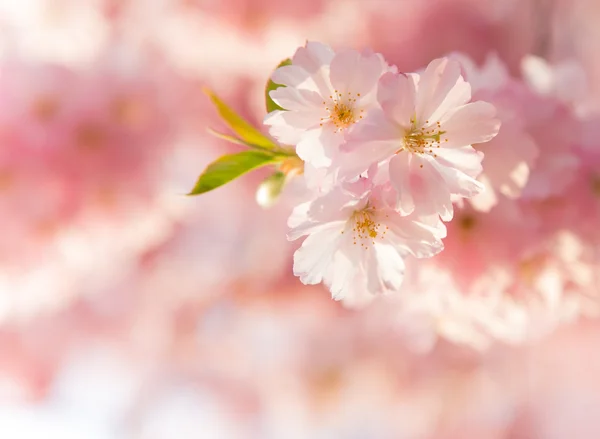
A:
<box><xmin>263</xmin><ymin>42</ymin><xmax>500</xmax><ymax>301</ymax></box>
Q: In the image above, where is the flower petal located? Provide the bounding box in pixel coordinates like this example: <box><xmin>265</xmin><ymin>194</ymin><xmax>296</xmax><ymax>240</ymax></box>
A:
<box><xmin>409</xmin><ymin>155</ymin><xmax>455</xmax><ymax>220</ymax></box>
<box><xmin>388</xmin><ymin>153</ymin><xmax>415</xmax><ymax>215</ymax></box>
<box><xmin>416</xmin><ymin>58</ymin><xmax>471</xmax><ymax>124</ymax></box>
<box><xmin>293</xmin><ymin>226</ymin><xmax>344</xmax><ymax>285</ymax></box>
<box><xmin>366</xmin><ymin>241</ymin><xmax>406</xmax><ymax>295</ymax></box>
<box><xmin>428</xmin><ymin>149</ymin><xmax>485</xmax><ymax>197</ymax></box>
<box><xmin>269</xmin><ymin>86</ymin><xmax>326</xmax><ymax>112</ymax></box>
<box><xmin>271</xmin><ymin>65</ymin><xmax>320</xmax><ymax>93</ymax></box>
<box><xmin>382</xmin><ymin>213</ymin><xmax>445</xmax><ymax>258</ymax></box>
<box><xmin>439</xmin><ymin>101</ymin><xmax>500</xmax><ymax>149</ymax></box>
<box><xmin>296</xmin><ymin>127</ymin><xmax>341</xmax><ymax>168</ymax></box>
<box><xmin>330</xmin><ymin>49</ymin><xmax>386</xmax><ymax>97</ymax></box>
<box><xmin>328</xmin><ymin>237</ymin><xmax>364</xmax><ymax>300</ymax></box>
<box><xmin>377</xmin><ymin>72</ymin><xmax>417</xmax><ymax>129</ymax></box>
<box><xmin>291</xmin><ymin>42</ymin><xmax>335</xmax><ymax>97</ymax></box>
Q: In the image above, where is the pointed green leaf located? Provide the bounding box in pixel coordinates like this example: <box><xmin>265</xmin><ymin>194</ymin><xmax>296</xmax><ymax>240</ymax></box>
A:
<box><xmin>207</xmin><ymin>127</ymin><xmax>296</xmax><ymax>157</ymax></box>
<box><xmin>207</xmin><ymin>128</ymin><xmax>258</xmax><ymax>148</ymax></box>
<box><xmin>204</xmin><ymin>88</ymin><xmax>277</xmax><ymax>150</ymax></box>
<box><xmin>188</xmin><ymin>151</ymin><xmax>279</xmax><ymax>196</ymax></box>
<box><xmin>265</xmin><ymin>58</ymin><xmax>292</xmax><ymax>114</ymax></box>
<box><xmin>256</xmin><ymin>171</ymin><xmax>287</xmax><ymax>208</ymax></box>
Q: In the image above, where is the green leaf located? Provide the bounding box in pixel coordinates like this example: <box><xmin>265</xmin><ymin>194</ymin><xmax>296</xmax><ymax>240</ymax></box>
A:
<box><xmin>207</xmin><ymin>128</ymin><xmax>258</xmax><ymax>148</ymax></box>
<box><xmin>188</xmin><ymin>150</ymin><xmax>279</xmax><ymax>196</ymax></box>
<box><xmin>265</xmin><ymin>58</ymin><xmax>292</xmax><ymax>114</ymax></box>
<box><xmin>255</xmin><ymin>171</ymin><xmax>287</xmax><ymax>208</ymax></box>
<box><xmin>207</xmin><ymin>128</ymin><xmax>297</xmax><ymax>157</ymax></box>
<box><xmin>204</xmin><ymin>88</ymin><xmax>277</xmax><ymax>150</ymax></box>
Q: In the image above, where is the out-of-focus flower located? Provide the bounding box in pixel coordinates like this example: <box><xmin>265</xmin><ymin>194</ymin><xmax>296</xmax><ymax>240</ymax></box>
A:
<box><xmin>363</xmin><ymin>0</ymin><xmax>542</xmax><ymax>74</ymax></box>
<box><xmin>453</xmin><ymin>53</ymin><xmax>540</xmax><ymax>212</ymax></box>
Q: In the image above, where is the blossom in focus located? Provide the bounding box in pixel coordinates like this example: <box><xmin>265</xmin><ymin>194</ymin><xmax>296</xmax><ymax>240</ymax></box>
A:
<box><xmin>288</xmin><ymin>180</ymin><xmax>445</xmax><ymax>301</ymax></box>
<box><xmin>340</xmin><ymin>58</ymin><xmax>500</xmax><ymax>220</ymax></box>
<box><xmin>264</xmin><ymin>41</ymin><xmax>389</xmax><ymax>171</ymax></box>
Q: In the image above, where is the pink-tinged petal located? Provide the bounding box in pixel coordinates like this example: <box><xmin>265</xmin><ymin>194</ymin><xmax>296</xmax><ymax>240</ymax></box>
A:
<box><xmin>522</xmin><ymin>152</ymin><xmax>580</xmax><ymax>198</ymax></box>
<box><xmin>287</xmin><ymin>200</ymin><xmax>310</xmax><ymax>230</ymax></box>
<box><xmin>329</xmin><ymin>49</ymin><xmax>385</xmax><ymax>97</ymax></box>
<box><xmin>388</xmin><ymin>153</ymin><xmax>415</xmax><ymax>216</ymax></box>
<box><xmin>451</xmin><ymin>52</ymin><xmax>509</xmax><ymax>92</ymax></box>
<box><xmin>287</xmin><ymin>218</ymin><xmax>346</xmax><ymax>242</ymax></box>
<box><xmin>302</xmin><ymin>162</ymin><xmax>338</xmax><ymax>193</ymax></box>
<box><xmin>328</xmin><ymin>237</ymin><xmax>363</xmax><ymax>299</ymax></box>
<box><xmin>293</xmin><ymin>225</ymin><xmax>344</xmax><ymax>285</ymax></box>
<box><xmin>301</xmin><ymin>41</ymin><xmax>335</xmax><ymax>65</ymax></box>
<box><xmin>416</xmin><ymin>58</ymin><xmax>471</xmax><ymax>124</ymax></box>
<box><xmin>469</xmin><ymin>174</ymin><xmax>498</xmax><ymax>212</ymax></box>
<box><xmin>426</xmin><ymin>152</ymin><xmax>485</xmax><ymax>198</ymax></box>
<box><xmin>264</xmin><ymin>110</ymin><xmax>304</xmax><ymax>145</ymax></box>
<box><xmin>292</xmin><ymin>42</ymin><xmax>335</xmax><ymax>97</ymax></box>
<box><xmin>366</xmin><ymin>242</ymin><xmax>406</xmax><ymax>295</ymax></box>
<box><xmin>264</xmin><ymin>110</ymin><xmax>323</xmax><ymax>145</ymax></box>
<box><xmin>296</xmin><ymin>127</ymin><xmax>340</xmax><ymax>168</ymax></box>
<box><xmin>476</xmin><ymin>123</ymin><xmax>539</xmax><ymax>202</ymax></box>
<box><xmin>382</xmin><ymin>213</ymin><xmax>445</xmax><ymax>257</ymax></box>
<box><xmin>288</xmin><ymin>187</ymin><xmax>357</xmax><ymax>241</ymax></box>
<box><xmin>344</xmin><ymin>109</ymin><xmax>401</xmax><ymax>148</ymax></box>
<box><xmin>435</xmin><ymin>146</ymin><xmax>484</xmax><ymax>179</ymax></box>
<box><xmin>271</xmin><ymin>65</ymin><xmax>320</xmax><ymax>92</ymax></box>
<box><xmin>269</xmin><ymin>86</ymin><xmax>325</xmax><ymax>112</ymax></box>
<box><xmin>409</xmin><ymin>155</ymin><xmax>454</xmax><ymax>220</ymax></box>
<box><xmin>336</xmin><ymin>112</ymin><xmax>400</xmax><ymax>180</ymax></box>
<box><xmin>439</xmin><ymin>101</ymin><xmax>500</xmax><ymax>148</ymax></box>
<box><xmin>306</xmin><ymin>187</ymin><xmax>358</xmax><ymax>223</ymax></box>
<box><xmin>377</xmin><ymin>72</ymin><xmax>417</xmax><ymax>129</ymax></box>
<box><xmin>336</xmin><ymin>141</ymin><xmax>397</xmax><ymax>182</ymax></box>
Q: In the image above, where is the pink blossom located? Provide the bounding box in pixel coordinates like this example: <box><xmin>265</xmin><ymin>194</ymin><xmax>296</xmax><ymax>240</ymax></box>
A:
<box><xmin>362</xmin><ymin>0</ymin><xmax>540</xmax><ymax>75</ymax></box>
<box><xmin>288</xmin><ymin>181</ymin><xmax>445</xmax><ymax>301</ymax></box>
<box><xmin>340</xmin><ymin>58</ymin><xmax>500</xmax><ymax>220</ymax></box>
<box><xmin>264</xmin><ymin>41</ymin><xmax>389</xmax><ymax>170</ymax></box>
<box><xmin>519</xmin><ymin>96</ymin><xmax>581</xmax><ymax>200</ymax></box>
<box><xmin>452</xmin><ymin>53</ymin><xmax>540</xmax><ymax>211</ymax></box>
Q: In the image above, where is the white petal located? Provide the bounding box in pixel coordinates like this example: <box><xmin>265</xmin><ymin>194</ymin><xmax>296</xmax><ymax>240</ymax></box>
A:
<box><xmin>328</xmin><ymin>237</ymin><xmax>363</xmax><ymax>300</ymax></box>
<box><xmin>264</xmin><ymin>110</ymin><xmax>305</xmax><ymax>145</ymax></box>
<box><xmin>416</xmin><ymin>58</ymin><xmax>471</xmax><ymax>124</ymax></box>
<box><xmin>292</xmin><ymin>42</ymin><xmax>335</xmax><ymax>97</ymax></box>
<box><xmin>269</xmin><ymin>86</ymin><xmax>325</xmax><ymax>112</ymax></box>
<box><xmin>382</xmin><ymin>212</ymin><xmax>445</xmax><ymax>258</ymax></box>
<box><xmin>271</xmin><ymin>65</ymin><xmax>320</xmax><ymax>92</ymax></box>
<box><xmin>409</xmin><ymin>155</ymin><xmax>455</xmax><ymax>221</ymax></box>
<box><xmin>426</xmin><ymin>151</ymin><xmax>485</xmax><ymax>198</ymax></box>
<box><xmin>439</xmin><ymin>101</ymin><xmax>500</xmax><ymax>149</ymax></box>
<box><xmin>330</xmin><ymin>49</ymin><xmax>385</xmax><ymax>96</ymax></box>
<box><xmin>337</xmin><ymin>110</ymin><xmax>401</xmax><ymax>180</ymax></box>
<box><xmin>435</xmin><ymin>146</ymin><xmax>484</xmax><ymax>179</ymax></box>
<box><xmin>295</xmin><ymin>127</ymin><xmax>340</xmax><ymax>168</ymax></box>
<box><xmin>389</xmin><ymin>153</ymin><xmax>415</xmax><ymax>215</ymax></box>
<box><xmin>377</xmin><ymin>72</ymin><xmax>417</xmax><ymax>129</ymax></box>
<box><xmin>293</xmin><ymin>226</ymin><xmax>343</xmax><ymax>285</ymax></box>
<box><xmin>366</xmin><ymin>242</ymin><xmax>406</xmax><ymax>295</ymax></box>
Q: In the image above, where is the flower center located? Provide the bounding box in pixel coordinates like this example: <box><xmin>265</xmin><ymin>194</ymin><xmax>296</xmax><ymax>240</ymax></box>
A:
<box><xmin>320</xmin><ymin>90</ymin><xmax>364</xmax><ymax>132</ymax></box>
<box><xmin>397</xmin><ymin>118</ymin><xmax>448</xmax><ymax>159</ymax></box>
<box><xmin>344</xmin><ymin>208</ymin><xmax>389</xmax><ymax>249</ymax></box>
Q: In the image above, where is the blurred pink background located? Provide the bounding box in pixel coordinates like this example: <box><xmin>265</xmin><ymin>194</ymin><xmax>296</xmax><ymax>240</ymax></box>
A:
<box><xmin>1</xmin><ymin>0</ymin><xmax>600</xmax><ymax>438</ymax></box>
